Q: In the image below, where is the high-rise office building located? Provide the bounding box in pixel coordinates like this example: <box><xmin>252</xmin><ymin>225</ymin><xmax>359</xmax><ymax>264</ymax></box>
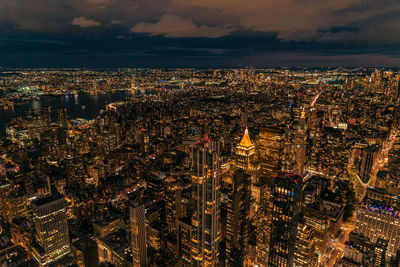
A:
<box><xmin>354</xmin><ymin>189</ymin><xmax>400</xmax><ymax>261</ymax></box>
<box><xmin>294</xmin><ymin>109</ymin><xmax>307</xmax><ymax>175</ymax></box>
<box><xmin>225</xmin><ymin>169</ymin><xmax>251</xmax><ymax>266</ymax></box>
<box><xmin>130</xmin><ymin>202</ymin><xmax>147</xmax><ymax>267</ymax></box>
<box><xmin>256</xmin><ymin>199</ymin><xmax>272</xmax><ymax>266</ymax></box>
<box><xmin>353</xmin><ymin>143</ymin><xmax>379</xmax><ymax>183</ymax></box>
<box><xmin>166</xmin><ymin>187</ymin><xmax>182</xmax><ymax>235</ymax></box>
<box><xmin>355</xmin><ymin>199</ymin><xmax>400</xmax><ymax>260</ymax></box>
<box><xmin>190</xmin><ymin>137</ymin><xmax>221</xmax><ymax>266</ymax></box>
<box><xmin>178</xmin><ymin>217</ymin><xmax>193</xmax><ymax>266</ymax></box>
<box><xmin>147</xmin><ymin>176</ymin><xmax>164</xmax><ymax>201</ymax></box>
<box><xmin>235</xmin><ymin>127</ymin><xmax>256</xmax><ymax>171</ymax></box>
<box><xmin>256</xmin><ymin>173</ymin><xmax>302</xmax><ymax>267</ymax></box>
<box><xmin>302</xmin><ymin>206</ymin><xmax>330</xmax><ymax>256</ymax></box>
<box><xmin>268</xmin><ymin>173</ymin><xmax>302</xmax><ymax>267</ymax></box>
<box><xmin>31</xmin><ymin>194</ymin><xmax>71</xmax><ymax>266</ymax></box>
<box><xmin>258</xmin><ymin>127</ymin><xmax>284</xmax><ymax>178</ymax></box>
<box><xmin>256</xmin><ymin>127</ymin><xmax>285</xmax><ymax>266</ymax></box>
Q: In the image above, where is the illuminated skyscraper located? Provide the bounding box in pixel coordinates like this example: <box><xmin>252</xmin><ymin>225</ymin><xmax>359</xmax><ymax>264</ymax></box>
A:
<box><xmin>353</xmin><ymin>143</ymin><xmax>379</xmax><ymax>183</ymax></box>
<box><xmin>31</xmin><ymin>194</ymin><xmax>71</xmax><ymax>266</ymax></box>
<box><xmin>130</xmin><ymin>202</ymin><xmax>147</xmax><ymax>267</ymax></box>
<box><xmin>294</xmin><ymin>109</ymin><xmax>307</xmax><ymax>175</ymax></box>
<box><xmin>256</xmin><ymin>127</ymin><xmax>284</xmax><ymax>266</ymax></box>
<box><xmin>258</xmin><ymin>127</ymin><xmax>284</xmax><ymax>178</ymax></box>
<box><xmin>190</xmin><ymin>137</ymin><xmax>221</xmax><ymax>266</ymax></box>
<box><xmin>256</xmin><ymin>201</ymin><xmax>272</xmax><ymax>266</ymax></box>
<box><xmin>268</xmin><ymin>173</ymin><xmax>302</xmax><ymax>267</ymax></box>
<box><xmin>178</xmin><ymin>217</ymin><xmax>193</xmax><ymax>266</ymax></box>
<box><xmin>225</xmin><ymin>169</ymin><xmax>251</xmax><ymax>266</ymax></box>
<box><xmin>355</xmin><ymin>198</ymin><xmax>400</xmax><ymax>260</ymax></box>
<box><xmin>166</xmin><ymin>187</ymin><xmax>182</xmax><ymax>235</ymax></box>
<box><xmin>235</xmin><ymin>127</ymin><xmax>256</xmax><ymax>171</ymax></box>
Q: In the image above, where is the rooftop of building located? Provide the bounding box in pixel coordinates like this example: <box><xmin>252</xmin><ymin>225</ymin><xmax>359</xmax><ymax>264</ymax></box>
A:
<box><xmin>93</xmin><ymin>214</ymin><xmax>120</xmax><ymax>228</ymax></box>
<box><xmin>0</xmin><ymin>245</ymin><xmax>28</xmax><ymax>265</ymax></box>
<box><xmin>260</xmin><ymin>126</ymin><xmax>285</xmax><ymax>134</ymax></box>
<box><xmin>321</xmin><ymin>200</ymin><xmax>345</xmax><ymax>222</ymax></box>
<box><xmin>72</xmin><ymin>237</ymin><xmax>98</xmax><ymax>251</ymax></box>
<box><xmin>361</xmin><ymin>201</ymin><xmax>400</xmax><ymax>218</ymax></box>
<box><xmin>303</xmin><ymin>178</ymin><xmax>322</xmax><ymax>192</ymax></box>
<box><xmin>305</xmin><ymin>200</ymin><xmax>345</xmax><ymax>222</ymax></box>
<box><xmin>31</xmin><ymin>193</ymin><xmax>64</xmax><ymax>207</ymax></box>
<box><xmin>97</xmin><ymin>229</ymin><xmax>132</xmax><ymax>263</ymax></box>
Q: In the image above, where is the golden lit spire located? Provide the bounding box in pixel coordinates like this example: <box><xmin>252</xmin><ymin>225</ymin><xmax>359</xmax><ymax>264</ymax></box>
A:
<box><xmin>300</xmin><ymin>108</ymin><xmax>306</xmax><ymax>119</ymax></box>
<box><xmin>298</xmin><ymin>108</ymin><xmax>307</xmax><ymax>131</ymax></box>
<box><xmin>239</xmin><ymin>127</ymin><xmax>253</xmax><ymax>147</ymax></box>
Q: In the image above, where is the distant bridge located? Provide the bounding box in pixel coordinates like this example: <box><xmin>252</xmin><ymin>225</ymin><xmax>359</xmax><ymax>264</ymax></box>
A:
<box><xmin>333</xmin><ymin>67</ymin><xmax>367</xmax><ymax>72</ymax></box>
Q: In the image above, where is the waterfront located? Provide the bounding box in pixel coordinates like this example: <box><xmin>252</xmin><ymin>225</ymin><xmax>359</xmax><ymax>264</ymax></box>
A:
<box><xmin>0</xmin><ymin>92</ymin><xmax>128</xmax><ymax>137</ymax></box>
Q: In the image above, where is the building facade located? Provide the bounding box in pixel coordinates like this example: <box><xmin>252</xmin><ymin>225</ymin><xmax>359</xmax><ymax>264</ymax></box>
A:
<box><xmin>190</xmin><ymin>138</ymin><xmax>221</xmax><ymax>266</ymax></box>
<box><xmin>130</xmin><ymin>202</ymin><xmax>147</xmax><ymax>267</ymax></box>
<box><xmin>225</xmin><ymin>169</ymin><xmax>251</xmax><ymax>266</ymax></box>
<box><xmin>31</xmin><ymin>194</ymin><xmax>71</xmax><ymax>266</ymax></box>
<box><xmin>268</xmin><ymin>173</ymin><xmax>302</xmax><ymax>267</ymax></box>
<box><xmin>235</xmin><ymin>127</ymin><xmax>256</xmax><ymax>171</ymax></box>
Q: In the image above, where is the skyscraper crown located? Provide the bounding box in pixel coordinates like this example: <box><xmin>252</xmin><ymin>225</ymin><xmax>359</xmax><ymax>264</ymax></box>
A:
<box><xmin>239</xmin><ymin>127</ymin><xmax>253</xmax><ymax>147</ymax></box>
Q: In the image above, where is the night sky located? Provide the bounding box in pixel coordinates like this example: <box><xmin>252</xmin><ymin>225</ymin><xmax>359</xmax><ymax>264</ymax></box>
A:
<box><xmin>1</xmin><ymin>0</ymin><xmax>400</xmax><ymax>68</ymax></box>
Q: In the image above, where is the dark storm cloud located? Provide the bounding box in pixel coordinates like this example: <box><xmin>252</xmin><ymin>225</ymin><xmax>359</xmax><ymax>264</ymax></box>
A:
<box><xmin>1</xmin><ymin>0</ymin><xmax>400</xmax><ymax>67</ymax></box>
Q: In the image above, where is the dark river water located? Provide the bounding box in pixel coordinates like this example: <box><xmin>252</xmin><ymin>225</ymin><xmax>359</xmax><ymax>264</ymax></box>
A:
<box><xmin>0</xmin><ymin>92</ymin><xmax>128</xmax><ymax>137</ymax></box>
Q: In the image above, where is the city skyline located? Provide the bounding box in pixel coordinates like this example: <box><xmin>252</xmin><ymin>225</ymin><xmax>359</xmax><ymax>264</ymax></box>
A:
<box><xmin>1</xmin><ymin>0</ymin><xmax>400</xmax><ymax>265</ymax></box>
<box><xmin>0</xmin><ymin>68</ymin><xmax>399</xmax><ymax>266</ymax></box>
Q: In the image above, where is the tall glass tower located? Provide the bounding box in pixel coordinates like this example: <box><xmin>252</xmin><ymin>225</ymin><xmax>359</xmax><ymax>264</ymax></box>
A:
<box><xmin>295</xmin><ymin>109</ymin><xmax>307</xmax><ymax>175</ymax></box>
<box><xmin>130</xmin><ymin>202</ymin><xmax>147</xmax><ymax>267</ymax></box>
<box><xmin>190</xmin><ymin>137</ymin><xmax>221</xmax><ymax>266</ymax></box>
<box><xmin>268</xmin><ymin>173</ymin><xmax>302</xmax><ymax>267</ymax></box>
<box><xmin>258</xmin><ymin>127</ymin><xmax>284</xmax><ymax>178</ymax></box>
<box><xmin>225</xmin><ymin>169</ymin><xmax>251</xmax><ymax>266</ymax></box>
<box><xmin>256</xmin><ymin>127</ymin><xmax>285</xmax><ymax>265</ymax></box>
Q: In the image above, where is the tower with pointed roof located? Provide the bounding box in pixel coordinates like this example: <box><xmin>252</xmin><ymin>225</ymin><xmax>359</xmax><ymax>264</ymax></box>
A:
<box><xmin>235</xmin><ymin>127</ymin><xmax>256</xmax><ymax>171</ymax></box>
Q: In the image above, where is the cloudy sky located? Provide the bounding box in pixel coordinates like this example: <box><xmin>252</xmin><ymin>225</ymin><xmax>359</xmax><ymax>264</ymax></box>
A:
<box><xmin>1</xmin><ymin>0</ymin><xmax>400</xmax><ymax>67</ymax></box>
